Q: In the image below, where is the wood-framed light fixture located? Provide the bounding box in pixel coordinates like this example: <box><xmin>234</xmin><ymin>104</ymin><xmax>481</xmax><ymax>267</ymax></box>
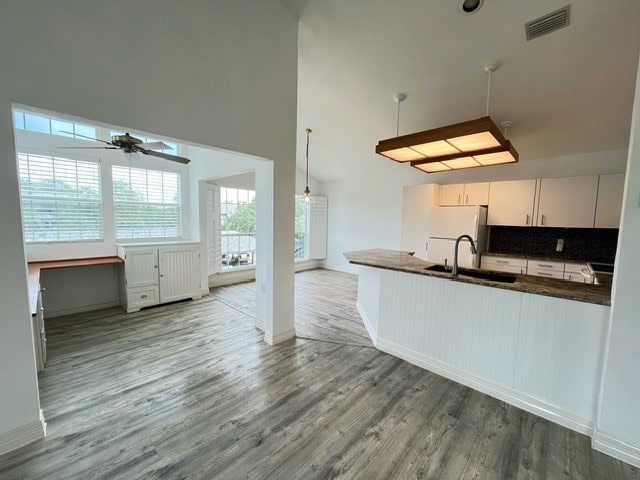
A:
<box><xmin>376</xmin><ymin>63</ymin><xmax>519</xmax><ymax>172</ymax></box>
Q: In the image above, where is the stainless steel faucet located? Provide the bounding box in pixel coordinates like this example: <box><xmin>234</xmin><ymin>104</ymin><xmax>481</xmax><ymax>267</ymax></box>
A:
<box><xmin>452</xmin><ymin>234</ymin><xmax>477</xmax><ymax>276</ymax></box>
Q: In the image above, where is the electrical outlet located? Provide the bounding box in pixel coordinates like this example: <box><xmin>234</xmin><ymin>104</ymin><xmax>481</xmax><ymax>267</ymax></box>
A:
<box><xmin>556</xmin><ymin>239</ymin><xmax>564</xmax><ymax>252</ymax></box>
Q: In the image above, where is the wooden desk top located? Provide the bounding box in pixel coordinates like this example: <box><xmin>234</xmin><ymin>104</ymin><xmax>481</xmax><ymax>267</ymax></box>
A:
<box><xmin>27</xmin><ymin>256</ymin><xmax>124</xmax><ymax>315</ymax></box>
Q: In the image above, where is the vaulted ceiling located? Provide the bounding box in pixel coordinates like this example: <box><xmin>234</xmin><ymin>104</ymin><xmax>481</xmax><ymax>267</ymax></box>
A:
<box><xmin>284</xmin><ymin>0</ymin><xmax>640</xmax><ymax>182</ymax></box>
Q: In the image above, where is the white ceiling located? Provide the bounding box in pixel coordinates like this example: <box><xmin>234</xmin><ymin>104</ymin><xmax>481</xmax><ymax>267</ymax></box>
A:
<box><xmin>286</xmin><ymin>0</ymin><xmax>640</xmax><ymax>183</ymax></box>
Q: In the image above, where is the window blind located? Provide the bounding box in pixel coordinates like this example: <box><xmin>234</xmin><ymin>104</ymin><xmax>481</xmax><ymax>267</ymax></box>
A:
<box><xmin>112</xmin><ymin>165</ymin><xmax>182</xmax><ymax>239</ymax></box>
<box><xmin>18</xmin><ymin>153</ymin><xmax>103</xmax><ymax>243</ymax></box>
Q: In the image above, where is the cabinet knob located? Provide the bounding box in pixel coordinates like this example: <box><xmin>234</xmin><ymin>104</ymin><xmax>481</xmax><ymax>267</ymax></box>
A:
<box><xmin>541</xmin><ymin>214</ymin><xmax>546</xmax><ymax>225</ymax></box>
<box><xmin>466</xmin><ymin>194</ymin><xmax>469</xmax><ymax>204</ymax></box>
<box><xmin>40</xmin><ymin>287</ymin><xmax>46</xmax><ymax>292</ymax></box>
<box><xmin>525</xmin><ymin>214</ymin><xmax>530</xmax><ymax>225</ymax></box>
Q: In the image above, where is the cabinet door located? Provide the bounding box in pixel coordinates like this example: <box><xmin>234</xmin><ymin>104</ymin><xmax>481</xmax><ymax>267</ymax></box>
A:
<box><xmin>440</xmin><ymin>184</ymin><xmax>464</xmax><ymax>206</ymax></box>
<box><xmin>159</xmin><ymin>246</ymin><xmax>201</xmax><ymax>303</ymax></box>
<box><xmin>463</xmin><ymin>182</ymin><xmax>490</xmax><ymax>205</ymax></box>
<box><xmin>537</xmin><ymin>176</ymin><xmax>598</xmax><ymax>228</ymax></box>
<box><xmin>124</xmin><ymin>249</ymin><xmax>159</xmax><ymax>287</ymax></box>
<box><xmin>401</xmin><ymin>184</ymin><xmax>439</xmax><ymax>260</ymax></box>
<box><xmin>595</xmin><ymin>173</ymin><xmax>625</xmax><ymax>228</ymax></box>
<box><xmin>487</xmin><ymin>179</ymin><xmax>537</xmax><ymax>226</ymax></box>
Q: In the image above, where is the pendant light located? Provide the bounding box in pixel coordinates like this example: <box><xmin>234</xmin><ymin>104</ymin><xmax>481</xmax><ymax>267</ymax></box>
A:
<box><xmin>303</xmin><ymin>128</ymin><xmax>312</xmax><ymax>203</ymax></box>
<box><xmin>376</xmin><ymin>62</ymin><xmax>518</xmax><ymax>172</ymax></box>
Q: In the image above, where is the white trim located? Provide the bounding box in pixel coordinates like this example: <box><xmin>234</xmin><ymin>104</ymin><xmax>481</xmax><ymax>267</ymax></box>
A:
<box><xmin>593</xmin><ymin>430</ymin><xmax>640</xmax><ymax>468</ymax></box>
<box><xmin>322</xmin><ymin>263</ymin><xmax>359</xmax><ymax>275</ymax></box>
<box><xmin>45</xmin><ymin>301</ymin><xmax>121</xmax><ymax>318</ymax></box>
<box><xmin>376</xmin><ymin>337</ymin><xmax>595</xmax><ymax>436</ymax></box>
<box><xmin>264</xmin><ymin>328</ymin><xmax>296</xmax><ymax>345</ymax></box>
<box><xmin>357</xmin><ymin>301</ymin><xmax>378</xmax><ymax>345</ymax></box>
<box><xmin>0</xmin><ymin>409</ymin><xmax>46</xmax><ymax>456</ymax></box>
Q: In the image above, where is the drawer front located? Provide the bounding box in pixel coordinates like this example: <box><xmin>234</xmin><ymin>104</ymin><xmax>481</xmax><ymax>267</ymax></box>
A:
<box><xmin>527</xmin><ymin>260</ymin><xmax>564</xmax><ymax>272</ymax></box>
<box><xmin>127</xmin><ymin>286</ymin><xmax>159</xmax><ymax>309</ymax></box>
<box><xmin>481</xmin><ymin>256</ymin><xmax>527</xmax><ymax>269</ymax></box>
<box><xmin>529</xmin><ymin>269</ymin><xmax>564</xmax><ymax>279</ymax></box>
<box><xmin>564</xmin><ymin>272</ymin><xmax>593</xmax><ymax>284</ymax></box>
<box><xmin>484</xmin><ymin>264</ymin><xmax>526</xmax><ymax>274</ymax></box>
<box><xmin>564</xmin><ymin>262</ymin><xmax>589</xmax><ymax>274</ymax></box>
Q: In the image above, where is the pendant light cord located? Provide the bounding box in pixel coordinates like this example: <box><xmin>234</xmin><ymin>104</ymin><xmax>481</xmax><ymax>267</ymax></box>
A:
<box><xmin>304</xmin><ymin>128</ymin><xmax>312</xmax><ymax>199</ymax></box>
<box><xmin>305</xmin><ymin>129</ymin><xmax>310</xmax><ymax>187</ymax></box>
<box><xmin>485</xmin><ymin>69</ymin><xmax>492</xmax><ymax>116</ymax></box>
<box><xmin>396</xmin><ymin>100</ymin><xmax>401</xmax><ymax>137</ymax></box>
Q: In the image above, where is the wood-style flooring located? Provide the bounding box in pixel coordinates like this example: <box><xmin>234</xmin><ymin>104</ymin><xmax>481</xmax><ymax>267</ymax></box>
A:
<box><xmin>1</xmin><ymin>269</ymin><xmax>638</xmax><ymax>479</ymax></box>
<box><xmin>212</xmin><ymin>269</ymin><xmax>372</xmax><ymax>347</ymax></box>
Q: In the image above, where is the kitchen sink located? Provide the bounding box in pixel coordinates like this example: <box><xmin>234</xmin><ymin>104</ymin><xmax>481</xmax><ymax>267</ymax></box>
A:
<box><xmin>424</xmin><ymin>265</ymin><xmax>518</xmax><ymax>284</ymax></box>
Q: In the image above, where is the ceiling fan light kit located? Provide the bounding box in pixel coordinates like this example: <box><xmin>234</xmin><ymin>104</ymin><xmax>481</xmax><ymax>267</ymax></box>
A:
<box><xmin>376</xmin><ymin>63</ymin><xmax>519</xmax><ymax>173</ymax></box>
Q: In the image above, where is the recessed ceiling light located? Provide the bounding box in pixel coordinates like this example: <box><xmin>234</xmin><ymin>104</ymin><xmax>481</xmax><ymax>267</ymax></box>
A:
<box><xmin>459</xmin><ymin>0</ymin><xmax>484</xmax><ymax>15</ymax></box>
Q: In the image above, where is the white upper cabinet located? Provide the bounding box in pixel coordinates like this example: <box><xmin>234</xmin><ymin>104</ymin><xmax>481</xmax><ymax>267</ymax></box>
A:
<box><xmin>487</xmin><ymin>179</ymin><xmax>537</xmax><ymax>226</ymax></box>
<box><xmin>440</xmin><ymin>184</ymin><xmax>465</xmax><ymax>206</ymax></box>
<box><xmin>536</xmin><ymin>176</ymin><xmax>599</xmax><ymax>228</ymax></box>
<box><xmin>594</xmin><ymin>173</ymin><xmax>625</xmax><ymax>228</ymax></box>
<box><xmin>440</xmin><ymin>182</ymin><xmax>489</xmax><ymax>206</ymax></box>
<box><xmin>463</xmin><ymin>182</ymin><xmax>490</xmax><ymax>205</ymax></box>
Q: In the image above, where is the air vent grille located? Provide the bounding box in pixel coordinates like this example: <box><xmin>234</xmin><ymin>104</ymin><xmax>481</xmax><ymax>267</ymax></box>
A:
<box><xmin>526</xmin><ymin>5</ymin><xmax>571</xmax><ymax>41</ymax></box>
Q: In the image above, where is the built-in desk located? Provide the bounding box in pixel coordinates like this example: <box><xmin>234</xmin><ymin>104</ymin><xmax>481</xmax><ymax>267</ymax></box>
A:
<box><xmin>27</xmin><ymin>257</ymin><xmax>124</xmax><ymax>315</ymax></box>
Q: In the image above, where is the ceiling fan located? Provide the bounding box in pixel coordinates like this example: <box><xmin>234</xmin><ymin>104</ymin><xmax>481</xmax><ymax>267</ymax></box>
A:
<box><xmin>59</xmin><ymin>132</ymin><xmax>190</xmax><ymax>164</ymax></box>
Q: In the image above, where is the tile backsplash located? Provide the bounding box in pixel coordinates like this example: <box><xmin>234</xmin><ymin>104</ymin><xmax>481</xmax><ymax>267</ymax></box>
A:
<box><xmin>488</xmin><ymin>226</ymin><xmax>618</xmax><ymax>263</ymax></box>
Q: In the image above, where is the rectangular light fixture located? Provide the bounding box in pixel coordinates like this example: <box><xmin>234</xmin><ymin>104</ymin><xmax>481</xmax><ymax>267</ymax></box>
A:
<box><xmin>376</xmin><ymin>116</ymin><xmax>519</xmax><ymax>172</ymax></box>
<box><xmin>410</xmin><ymin>141</ymin><xmax>518</xmax><ymax>173</ymax></box>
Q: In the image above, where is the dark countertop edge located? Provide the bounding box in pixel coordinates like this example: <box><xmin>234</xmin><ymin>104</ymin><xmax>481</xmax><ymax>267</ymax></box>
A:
<box><xmin>344</xmin><ymin>249</ymin><xmax>611</xmax><ymax>307</ymax></box>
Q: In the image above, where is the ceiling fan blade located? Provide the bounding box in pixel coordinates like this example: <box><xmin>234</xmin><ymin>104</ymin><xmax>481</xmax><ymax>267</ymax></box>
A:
<box><xmin>57</xmin><ymin>146</ymin><xmax>118</xmax><ymax>149</ymax></box>
<box><xmin>59</xmin><ymin>131</ymin><xmax>112</xmax><ymax>144</ymax></box>
<box><xmin>137</xmin><ymin>141</ymin><xmax>171</xmax><ymax>150</ymax></box>
<box><xmin>140</xmin><ymin>149</ymin><xmax>190</xmax><ymax>164</ymax></box>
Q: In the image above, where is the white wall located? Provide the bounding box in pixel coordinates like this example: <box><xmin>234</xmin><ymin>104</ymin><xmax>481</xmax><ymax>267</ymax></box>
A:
<box><xmin>0</xmin><ymin>0</ymin><xmax>297</xmax><ymax>452</ymax></box>
<box><xmin>324</xmin><ymin>149</ymin><xmax>627</xmax><ymax>272</ymax></box>
<box><xmin>594</xmin><ymin>53</ymin><xmax>640</xmax><ymax>467</ymax></box>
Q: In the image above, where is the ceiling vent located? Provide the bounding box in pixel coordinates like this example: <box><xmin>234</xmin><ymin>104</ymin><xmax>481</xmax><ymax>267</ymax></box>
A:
<box><xmin>525</xmin><ymin>5</ymin><xmax>571</xmax><ymax>41</ymax></box>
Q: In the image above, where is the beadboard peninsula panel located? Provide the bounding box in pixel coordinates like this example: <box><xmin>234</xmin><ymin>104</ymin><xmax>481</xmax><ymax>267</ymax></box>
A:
<box><xmin>359</xmin><ymin>266</ymin><xmax>609</xmax><ymax>435</ymax></box>
<box><xmin>515</xmin><ymin>294</ymin><xmax>608</xmax><ymax>420</ymax></box>
<box><xmin>378</xmin><ymin>270</ymin><xmax>521</xmax><ymax>388</ymax></box>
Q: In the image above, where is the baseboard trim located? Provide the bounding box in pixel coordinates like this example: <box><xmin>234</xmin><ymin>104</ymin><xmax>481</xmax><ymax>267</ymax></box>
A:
<box><xmin>0</xmin><ymin>409</ymin><xmax>46</xmax><ymax>456</ymax></box>
<box><xmin>323</xmin><ymin>263</ymin><xmax>359</xmax><ymax>275</ymax></box>
<box><xmin>356</xmin><ymin>301</ymin><xmax>377</xmax><ymax>346</ymax></box>
<box><xmin>46</xmin><ymin>301</ymin><xmax>121</xmax><ymax>318</ymax></box>
<box><xmin>264</xmin><ymin>328</ymin><xmax>296</xmax><ymax>346</ymax></box>
<box><xmin>376</xmin><ymin>338</ymin><xmax>594</xmax><ymax>436</ymax></box>
<box><xmin>593</xmin><ymin>429</ymin><xmax>640</xmax><ymax>468</ymax></box>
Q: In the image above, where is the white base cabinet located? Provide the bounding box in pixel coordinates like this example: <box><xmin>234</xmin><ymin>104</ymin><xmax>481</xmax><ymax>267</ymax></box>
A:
<box><xmin>118</xmin><ymin>242</ymin><xmax>202</xmax><ymax>313</ymax></box>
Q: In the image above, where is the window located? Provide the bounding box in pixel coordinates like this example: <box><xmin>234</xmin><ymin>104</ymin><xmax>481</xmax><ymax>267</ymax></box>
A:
<box><xmin>112</xmin><ymin>166</ymin><xmax>182</xmax><ymax>239</ymax></box>
<box><xmin>220</xmin><ymin>187</ymin><xmax>256</xmax><ymax>268</ymax></box>
<box><xmin>18</xmin><ymin>153</ymin><xmax>103</xmax><ymax>242</ymax></box>
<box><xmin>14</xmin><ymin>110</ymin><xmax>97</xmax><ymax>140</ymax></box>
<box><xmin>295</xmin><ymin>196</ymin><xmax>310</xmax><ymax>261</ymax></box>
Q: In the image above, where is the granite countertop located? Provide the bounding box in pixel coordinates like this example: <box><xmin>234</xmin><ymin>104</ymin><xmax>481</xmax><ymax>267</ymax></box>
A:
<box><xmin>344</xmin><ymin>249</ymin><xmax>612</xmax><ymax>306</ymax></box>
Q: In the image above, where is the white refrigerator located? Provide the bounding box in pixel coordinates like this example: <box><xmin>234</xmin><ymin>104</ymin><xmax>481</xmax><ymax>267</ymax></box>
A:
<box><xmin>426</xmin><ymin>205</ymin><xmax>488</xmax><ymax>269</ymax></box>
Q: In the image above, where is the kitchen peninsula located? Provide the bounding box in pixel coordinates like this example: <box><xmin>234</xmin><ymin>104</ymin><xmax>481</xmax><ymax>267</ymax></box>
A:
<box><xmin>345</xmin><ymin>248</ymin><xmax>611</xmax><ymax>436</ymax></box>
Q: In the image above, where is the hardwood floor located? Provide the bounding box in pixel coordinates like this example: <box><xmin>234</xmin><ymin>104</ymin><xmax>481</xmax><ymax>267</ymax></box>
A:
<box><xmin>1</xmin><ymin>269</ymin><xmax>638</xmax><ymax>479</ymax></box>
<box><xmin>212</xmin><ymin>269</ymin><xmax>372</xmax><ymax>347</ymax></box>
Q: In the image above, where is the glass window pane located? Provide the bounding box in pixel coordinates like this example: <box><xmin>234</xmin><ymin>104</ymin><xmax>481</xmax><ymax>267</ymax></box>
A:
<box><xmin>24</xmin><ymin>113</ymin><xmax>50</xmax><ymax>133</ymax></box>
<box><xmin>51</xmin><ymin>120</ymin><xmax>74</xmax><ymax>137</ymax></box>
<box><xmin>13</xmin><ymin>111</ymin><xmax>25</xmax><ymax>130</ymax></box>
<box><xmin>74</xmin><ymin>124</ymin><xmax>96</xmax><ymax>140</ymax></box>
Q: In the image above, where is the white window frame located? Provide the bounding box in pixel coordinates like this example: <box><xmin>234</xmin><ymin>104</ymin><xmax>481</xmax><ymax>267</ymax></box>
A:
<box><xmin>17</xmin><ymin>149</ymin><xmax>104</xmax><ymax>244</ymax></box>
<box><xmin>111</xmin><ymin>160</ymin><xmax>187</xmax><ymax>241</ymax></box>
